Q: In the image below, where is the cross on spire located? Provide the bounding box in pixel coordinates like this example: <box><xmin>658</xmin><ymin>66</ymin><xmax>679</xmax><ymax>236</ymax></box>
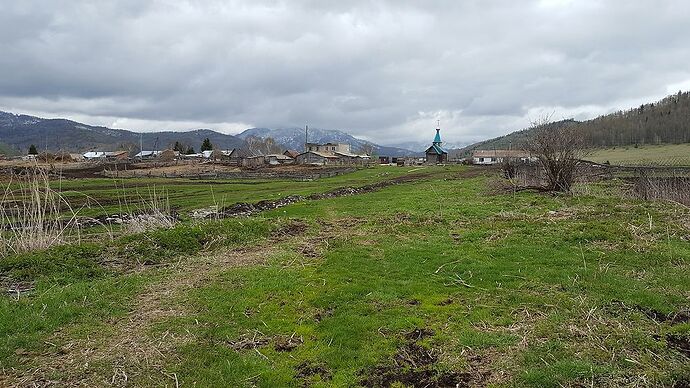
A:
<box><xmin>433</xmin><ymin>121</ymin><xmax>442</xmax><ymax>145</ymax></box>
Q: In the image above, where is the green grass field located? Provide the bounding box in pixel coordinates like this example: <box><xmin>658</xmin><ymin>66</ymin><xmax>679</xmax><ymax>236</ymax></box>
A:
<box><xmin>1</xmin><ymin>166</ymin><xmax>689</xmax><ymax>387</ymax></box>
<box><xmin>586</xmin><ymin>143</ymin><xmax>690</xmax><ymax>166</ymax></box>
<box><xmin>31</xmin><ymin>167</ymin><xmax>421</xmax><ymax>218</ymax></box>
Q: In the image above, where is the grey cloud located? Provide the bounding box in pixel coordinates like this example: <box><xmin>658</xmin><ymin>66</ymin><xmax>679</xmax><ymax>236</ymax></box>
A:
<box><xmin>1</xmin><ymin>0</ymin><xmax>690</xmax><ymax>145</ymax></box>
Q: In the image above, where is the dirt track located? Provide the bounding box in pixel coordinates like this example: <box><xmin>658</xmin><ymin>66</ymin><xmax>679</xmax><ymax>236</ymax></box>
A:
<box><xmin>196</xmin><ymin>172</ymin><xmax>436</xmax><ymax>218</ymax></box>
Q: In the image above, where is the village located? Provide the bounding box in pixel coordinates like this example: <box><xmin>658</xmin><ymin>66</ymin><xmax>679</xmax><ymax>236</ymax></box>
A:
<box><xmin>1</xmin><ymin>125</ymin><xmax>536</xmax><ymax>175</ymax></box>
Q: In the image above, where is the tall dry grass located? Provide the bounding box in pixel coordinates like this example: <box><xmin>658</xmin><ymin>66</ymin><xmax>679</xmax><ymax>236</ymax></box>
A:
<box><xmin>0</xmin><ymin>169</ymin><xmax>182</xmax><ymax>258</ymax></box>
<box><xmin>119</xmin><ymin>186</ymin><xmax>177</xmax><ymax>234</ymax></box>
<box><xmin>1</xmin><ymin>168</ymin><xmax>80</xmax><ymax>257</ymax></box>
<box><xmin>632</xmin><ymin>169</ymin><xmax>690</xmax><ymax>207</ymax></box>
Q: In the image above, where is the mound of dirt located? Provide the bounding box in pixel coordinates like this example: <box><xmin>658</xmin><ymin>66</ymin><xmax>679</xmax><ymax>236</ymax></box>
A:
<box><xmin>359</xmin><ymin>327</ymin><xmax>469</xmax><ymax>388</ymax></box>
<box><xmin>666</xmin><ymin>334</ymin><xmax>690</xmax><ymax>358</ymax></box>
<box><xmin>296</xmin><ymin>361</ymin><xmax>332</xmax><ymax>385</ymax></box>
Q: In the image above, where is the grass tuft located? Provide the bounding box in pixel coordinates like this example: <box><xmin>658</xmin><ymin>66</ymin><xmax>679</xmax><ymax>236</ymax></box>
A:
<box><xmin>1</xmin><ymin>168</ymin><xmax>81</xmax><ymax>257</ymax></box>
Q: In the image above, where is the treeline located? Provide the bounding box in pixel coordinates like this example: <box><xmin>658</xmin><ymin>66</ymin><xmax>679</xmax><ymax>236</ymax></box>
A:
<box><xmin>579</xmin><ymin>90</ymin><xmax>690</xmax><ymax>146</ymax></box>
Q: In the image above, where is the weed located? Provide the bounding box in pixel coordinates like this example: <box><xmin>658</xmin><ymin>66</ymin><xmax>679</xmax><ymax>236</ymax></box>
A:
<box><xmin>1</xmin><ymin>168</ymin><xmax>81</xmax><ymax>257</ymax></box>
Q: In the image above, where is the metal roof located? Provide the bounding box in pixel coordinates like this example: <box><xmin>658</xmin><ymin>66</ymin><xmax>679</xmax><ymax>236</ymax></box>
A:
<box><xmin>426</xmin><ymin>144</ymin><xmax>447</xmax><ymax>154</ymax></box>
<box><xmin>297</xmin><ymin>150</ymin><xmax>339</xmax><ymax>158</ymax></box>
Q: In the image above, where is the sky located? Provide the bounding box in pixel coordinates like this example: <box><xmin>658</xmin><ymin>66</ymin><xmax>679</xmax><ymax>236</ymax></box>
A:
<box><xmin>1</xmin><ymin>0</ymin><xmax>690</xmax><ymax>148</ymax></box>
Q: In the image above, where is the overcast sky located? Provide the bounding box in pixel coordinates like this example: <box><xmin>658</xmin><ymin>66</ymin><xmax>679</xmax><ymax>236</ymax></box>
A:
<box><xmin>2</xmin><ymin>0</ymin><xmax>690</xmax><ymax>147</ymax></box>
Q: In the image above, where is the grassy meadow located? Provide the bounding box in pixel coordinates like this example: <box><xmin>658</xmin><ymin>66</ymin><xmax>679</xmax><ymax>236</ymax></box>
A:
<box><xmin>586</xmin><ymin>143</ymin><xmax>690</xmax><ymax>166</ymax></box>
<box><xmin>26</xmin><ymin>167</ymin><xmax>420</xmax><ymax>218</ymax></box>
<box><xmin>1</xmin><ymin>165</ymin><xmax>689</xmax><ymax>387</ymax></box>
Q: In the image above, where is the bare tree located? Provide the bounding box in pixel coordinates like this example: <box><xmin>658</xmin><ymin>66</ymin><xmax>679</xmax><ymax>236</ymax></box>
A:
<box><xmin>525</xmin><ymin>115</ymin><xmax>588</xmax><ymax>192</ymax></box>
<box><xmin>360</xmin><ymin>143</ymin><xmax>375</xmax><ymax>156</ymax></box>
<box><xmin>245</xmin><ymin>136</ymin><xmax>283</xmax><ymax>155</ymax></box>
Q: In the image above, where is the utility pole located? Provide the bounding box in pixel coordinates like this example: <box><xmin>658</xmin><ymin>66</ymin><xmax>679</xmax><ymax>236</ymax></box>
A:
<box><xmin>305</xmin><ymin>125</ymin><xmax>309</xmax><ymax>164</ymax></box>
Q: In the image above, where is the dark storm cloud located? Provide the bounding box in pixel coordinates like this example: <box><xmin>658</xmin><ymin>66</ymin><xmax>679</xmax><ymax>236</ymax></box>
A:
<box><xmin>1</xmin><ymin>0</ymin><xmax>690</xmax><ymax>145</ymax></box>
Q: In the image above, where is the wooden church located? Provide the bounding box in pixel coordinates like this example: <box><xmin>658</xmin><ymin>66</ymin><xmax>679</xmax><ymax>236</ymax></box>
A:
<box><xmin>425</xmin><ymin>122</ymin><xmax>448</xmax><ymax>164</ymax></box>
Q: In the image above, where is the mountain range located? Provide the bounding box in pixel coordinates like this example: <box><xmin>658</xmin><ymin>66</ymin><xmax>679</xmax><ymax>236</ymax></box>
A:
<box><xmin>0</xmin><ymin>112</ymin><xmax>246</xmax><ymax>156</ymax></box>
<box><xmin>237</xmin><ymin>127</ymin><xmax>414</xmax><ymax>156</ymax></box>
<box><xmin>5</xmin><ymin>89</ymin><xmax>687</xmax><ymax>159</ymax></box>
<box><xmin>0</xmin><ymin>111</ymin><xmax>416</xmax><ymax>156</ymax></box>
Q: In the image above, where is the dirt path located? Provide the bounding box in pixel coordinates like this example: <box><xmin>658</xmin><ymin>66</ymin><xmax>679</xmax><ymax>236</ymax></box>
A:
<box><xmin>3</xmin><ymin>226</ymin><xmax>311</xmax><ymax>387</ymax></box>
<box><xmin>193</xmin><ymin>171</ymin><xmax>438</xmax><ymax>219</ymax></box>
<box><xmin>1</xmin><ymin>217</ymin><xmax>365</xmax><ymax>387</ymax></box>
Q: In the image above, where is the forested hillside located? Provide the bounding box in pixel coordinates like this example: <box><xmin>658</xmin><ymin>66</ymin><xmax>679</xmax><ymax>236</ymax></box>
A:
<box><xmin>456</xmin><ymin>91</ymin><xmax>690</xmax><ymax>156</ymax></box>
<box><xmin>580</xmin><ymin>90</ymin><xmax>690</xmax><ymax>146</ymax></box>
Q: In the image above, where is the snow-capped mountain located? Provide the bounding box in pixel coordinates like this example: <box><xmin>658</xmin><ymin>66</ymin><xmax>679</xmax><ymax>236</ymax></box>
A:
<box><xmin>238</xmin><ymin>127</ymin><xmax>417</xmax><ymax>156</ymax></box>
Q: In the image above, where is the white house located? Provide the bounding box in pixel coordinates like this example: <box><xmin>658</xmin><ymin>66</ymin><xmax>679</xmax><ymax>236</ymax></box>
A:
<box><xmin>83</xmin><ymin>151</ymin><xmax>129</xmax><ymax>160</ymax></box>
<box><xmin>472</xmin><ymin>150</ymin><xmax>536</xmax><ymax>165</ymax></box>
<box><xmin>135</xmin><ymin>150</ymin><xmax>162</xmax><ymax>159</ymax></box>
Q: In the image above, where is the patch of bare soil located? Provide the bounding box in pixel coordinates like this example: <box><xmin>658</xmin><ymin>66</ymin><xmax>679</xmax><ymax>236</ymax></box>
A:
<box><xmin>455</xmin><ymin>166</ymin><xmax>498</xmax><ymax>179</ymax></box>
<box><xmin>313</xmin><ymin>307</ymin><xmax>335</xmax><ymax>323</ymax></box>
<box><xmin>1</xmin><ymin>278</ymin><xmax>35</xmax><ymax>297</ymax></box>
<box><xmin>673</xmin><ymin>378</ymin><xmax>690</xmax><ymax>388</ymax></box>
<box><xmin>666</xmin><ymin>334</ymin><xmax>690</xmax><ymax>358</ymax></box>
<box><xmin>274</xmin><ymin>334</ymin><xmax>304</xmax><ymax>352</ymax></box>
<box><xmin>359</xmin><ymin>327</ymin><xmax>476</xmax><ymax>388</ymax></box>
<box><xmin>609</xmin><ymin>300</ymin><xmax>690</xmax><ymax>324</ymax></box>
<box><xmin>227</xmin><ymin>332</ymin><xmax>270</xmax><ymax>351</ymax></box>
<box><xmin>404</xmin><ymin>328</ymin><xmax>435</xmax><ymax>341</ymax></box>
<box><xmin>608</xmin><ymin>300</ymin><xmax>690</xmax><ymax>361</ymax></box>
<box><xmin>296</xmin><ymin>361</ymin><xmax>333</xmax><ymax>386</ymax></box>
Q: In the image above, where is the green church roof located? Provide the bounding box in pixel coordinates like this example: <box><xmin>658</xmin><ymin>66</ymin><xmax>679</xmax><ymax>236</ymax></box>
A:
<box><xmin>426</xmin><ymin>143</ymin><xmax>447</xmax><ymax>155</ymax></box>
<box><xmin>433</xmin><ymin>128</ymin><xmax>442</xmax><ymax>144</ymax></box>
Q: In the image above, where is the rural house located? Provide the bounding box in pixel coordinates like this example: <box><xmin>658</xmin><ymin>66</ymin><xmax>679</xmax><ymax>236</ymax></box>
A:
<box><xmin>295</xmin><ymin>150</ymin><xmax>339</xmax><ymax>165</ymax></box>
<box><xmin>296</xmin><ymin>142</ymin><xmax>370</xmax><ymax>165</ymax></box>
<box><xmin>306</xmin><ymin>142</ymin><xmax>352</xmax><ymax>154</ymax></box>
<box><xmin>83</xmin><ymin>151</ymin><xmax>129</xmax><ymax>160</ymax></box>
<box><xmin>472</xmin><ymin>150</ymin><xmax>535</xmax><ymax>165</ymax></box>
<box><xmin>265</xmin><ymin>154</ymin><xmax>294</xmax><ymax>165</ymax></box>
<box><xmin>283</xmin><ymin>149</ymin><xmax>300</xmax><ymax>158</ymax></box>
<box><xmin>135</xmin><ymin>150</ymin><xmax>162</xmax><ymax>159</ymax></box>
<box><xmin>228</xmin><ymin>147</ymin><xmax>257</xmax><ymax>160</ymax></box>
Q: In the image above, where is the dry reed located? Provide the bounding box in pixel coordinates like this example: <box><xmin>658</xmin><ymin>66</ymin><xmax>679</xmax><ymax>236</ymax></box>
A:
<box><xmin>1</xmin><ymin>168</ymin><xmax>80</xmax><ymax>257</ymax></box>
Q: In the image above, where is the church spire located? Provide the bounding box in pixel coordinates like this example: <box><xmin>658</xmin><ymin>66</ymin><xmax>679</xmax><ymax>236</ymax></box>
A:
<box><xmin>433</xmin><ymin>120</ymin><xmax>442</xmax><ymax>145</ymax></box>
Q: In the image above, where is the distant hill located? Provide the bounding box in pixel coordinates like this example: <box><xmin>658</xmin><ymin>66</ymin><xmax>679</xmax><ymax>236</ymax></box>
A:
<box><xmin>0</xmin><ymin>111</ymin><xmax>246</xmax><ymax>154</ymax></box>
<box><xmin>237</xmin><ymin>127</ymin><xmax>417</xmax><ymax>156</ymax></box>
<box><xmin>0</xmin><ymin>111</ymin><xmax>417</xmax><ymax>157</ymax></box>
<box><xmin>578</xmin><ymin>90</ymin><xmax>690</xmax><ymax>146</ymax></box>
<box><xmin>454</xmin><ymin>90</ymin><xmax>690</xmax><ymax>157</ymax></box>
<box><xmin>452</xmin><ymin>119</ymin><xmax>576</xmax><ymax>158</ymax></box>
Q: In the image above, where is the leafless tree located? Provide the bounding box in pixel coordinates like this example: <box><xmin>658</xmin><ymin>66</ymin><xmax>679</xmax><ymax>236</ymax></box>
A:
<box><xmin>525</xmin><ymin>115</ymin><xmax>588</xmax><ymax>192</ymax></box>
<box><xmin>245</xmin><ymin>136</ymin><xmax>283</xmax><ymax>155</ymax></box>
<box><xmin>360</xmin><ymin>143</ymin><xmax>375</xmax><ymax>156</ymax></box>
